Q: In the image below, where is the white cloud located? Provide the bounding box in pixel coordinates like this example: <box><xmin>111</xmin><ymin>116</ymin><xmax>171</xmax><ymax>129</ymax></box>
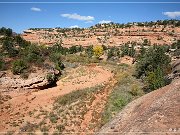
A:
<box><xmin>31</xmin><ymin>7</ymin><xmax>41</xmax><ymax>12</ymax></box>
<box><xmin>61</xmin><ymin>13</ymin><xmax>95</xmax><ymax>22</ymax></box>
<box><xmin>163</xmin><ymin>11</ymin><xmax>180</xmax><ymax>18</ymax></box>
<box><xmin>69</xmin><ymin>25</ymin><xmax>79</xmax><ymax>28</ymax></box>
<box><xmin>98</xmin><ymin>20</ymin><xmax>112</xmax><ymax>24</ymax></box>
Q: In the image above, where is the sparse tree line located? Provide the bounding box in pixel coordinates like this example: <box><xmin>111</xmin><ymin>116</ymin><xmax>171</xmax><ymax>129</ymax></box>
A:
<box><xmin>0</xmin><ymin>27</ymin><xmax>13</xmax><ymax>37</ymax></box>
<box><xmin>93</xmin><ymin>19</ymin><xmax>180</xmax><ymax>29</ymax></box>
<box><xmin>27</xmin><ymin>19</ymin><xmax>180</xmax><ymax>34</ymax></box>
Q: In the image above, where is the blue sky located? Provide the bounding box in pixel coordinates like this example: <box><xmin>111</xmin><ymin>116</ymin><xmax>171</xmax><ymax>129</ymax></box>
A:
<box><xmin>0</xmin><ymin>0</ymin><xmax>180</xmax><ymax>33</ymax></box>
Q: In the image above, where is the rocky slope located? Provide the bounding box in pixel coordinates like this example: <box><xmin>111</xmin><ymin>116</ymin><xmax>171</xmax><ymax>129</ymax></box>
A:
<box><xmin>22</xmin><ymin>21</ymin><xmax>180</xmax><ymax>47</ymax></box>
<box><xmin>97</xmin><ymin>78</ymin><xmax>180</xmax><ymax>135</ymax></box>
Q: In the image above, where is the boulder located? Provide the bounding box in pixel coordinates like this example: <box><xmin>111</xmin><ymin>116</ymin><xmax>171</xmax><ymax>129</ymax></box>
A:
<box><xmin>0</xmin><ymin>72</ymin><xmax>56</xmax><ymax>91</ymax></box>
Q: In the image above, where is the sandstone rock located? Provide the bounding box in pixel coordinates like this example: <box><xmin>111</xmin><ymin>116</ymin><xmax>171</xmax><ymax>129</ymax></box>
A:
<box><xmin>0</xmin><ymin>72</ymin><xmax>56</xmax><ymax>91</ymax></box>
<box><xmin>97</xmin><ymin>78</ymin><xmax>180</xmax><ymax>135</ymax></box>
<box><xmin>0</xmin><ymin>72</ymin><xmax>6</xmax><ymax>78</ymax></box>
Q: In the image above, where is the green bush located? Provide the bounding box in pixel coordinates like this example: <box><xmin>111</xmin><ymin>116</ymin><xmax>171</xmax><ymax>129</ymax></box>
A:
<box><xmin>136</xmin><ymin>46</ymin><xmax>170</xmax><ymax>78</ymax></box>
<box><xmin>121</xmin><ymin>44</ymin><xmax>135</xmax><ymax>57</ymax></box>
<box><xmin>121</xmin><ymin>44</ymin><xmax>129</xmax><ymax>57</ymax></box>
<box><xmin>145</xmin><ymin>67</ymin><xmax>165</xmax><ymax>91</ymax></box>
<box><xmin>23</xmin><ymin>44</ymin><xmax>44</xmax><ymax>64</ymax></box>
<box><xmin>85</xmin><ymin>45</ymin><xmax>93</xmax><ymax>58</ymax></box>
<box><xmin>69</xmin><ymin>45</ymin><xmax>78</xmax><ymax>54</ymax></box>
<box><xmin>26</xmin><ymin>53</ymin><xmax>42</xmax><ymax>63</ymax></box>
<box><xmin>55</xmin><ymin>61</ymin><xmax>65</xmax><ymax>71</ymax></box>
<box><xmin>0</xmin><ymin>27</ymin><xmax>12</xmax><ymax>36</ymax></box>
<box><xmin>143</xmin><ymin>39</ymin><xmax>149</xmax><ymax>45</ymax></box>
<box><xmin>56</xmin><ymin>124</ymin><xmax>65</xmax><ymax>132</ymax></box>
<box><xmin>46</xmin><ymin>73</ymin><xmax>55</xmax><ymax>83</ymax></box>
<box><xmin>49</xmin><ymin>112</ymin><xmax>58</xmax><ymax>123</ymax></box>
<box><xmin>112</xmin><ymin>96</ymin><xmax>127</xmax><ymax>108</ymax></box>
<box><xmin>50</xmin><ymin>43</ymin><xmax>68</xmax><ymax>55</ymax></box>
<box><xmin>0</xmin><ymin>60</ymin><xmax>5</xmax><ymax>71</ymax></box>
<box><xmin>49</xmin><ymin>52</ymin><xmax>62</xmax><ymax>63</ymax></box>
<box><xmin>107</xmin><ymin>47</ymin><xmax>121</xmax><ymax>59</ymax></box>
<box><xmin>12</xmin><ymin>60</ymin><xmax>28</xmax><ymax>75</ymax></box>
<box><xmin>171</xmin><ymin>40</ymin><xmax>180</xmax><ymax>49</ymax></box>
<box><xmin>135</xmin><ymin>46</ymin><xmax>170</xmax><ymax>91</ymax></box>
<box><xmin>174</xmin><ymin>49</ymin><xmax>180</xmax><ymax>56</ymax></box>
<box><xmin>14</xmin><ymin>35</ymin><xmax>30</xmax><ymax>48</ymax></box>
<box><xmin>130</xmin><ymin>84</ymin><xmax>142</xmax><ymax>96</ymax></box>
<box><xmin>20</xmin><ymin>71</ymin><xmax>29</xmax><ymax>79</ymax></box>
<box><xmin>2</xmin><ymin>37</ymin><xmax>18</xmax><ymax>57</ymax></box>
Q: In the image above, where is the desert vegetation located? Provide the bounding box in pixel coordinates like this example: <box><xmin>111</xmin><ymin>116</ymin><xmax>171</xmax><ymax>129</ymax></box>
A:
<box><xmin>0</xmin><ymin>20</ymin><xmax>179</xmax><ymax>134</ymax></box>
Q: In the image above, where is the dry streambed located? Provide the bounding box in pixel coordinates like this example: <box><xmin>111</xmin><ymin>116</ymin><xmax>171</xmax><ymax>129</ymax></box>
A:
<box><xmin>0</xmin><ymin>65</ymin><xmax>114</xmax><ymax>133</ymax></box>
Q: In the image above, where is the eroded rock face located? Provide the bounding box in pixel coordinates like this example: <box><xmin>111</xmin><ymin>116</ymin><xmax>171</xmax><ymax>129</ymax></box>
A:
<box><xmin>97</xmin><ymin>78</ymin><xmax>180</xmax><ymax>135</ymax></box>
<box><xmin>167</xmin><ymin>59</ymin><xmax>180</xmax><ymax>80</ymax></box>
<box><xmin>22</xmin><ymin>24</ymin><xmax>180</xmax><ymax>47</ymax></box>
<box><xmin>0</xmin><ymin>70</ymin><xmax>58</xmax><ymax>91</ymax></box>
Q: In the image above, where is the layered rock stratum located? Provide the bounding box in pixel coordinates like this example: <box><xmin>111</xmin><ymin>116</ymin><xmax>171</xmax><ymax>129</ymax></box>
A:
<box><xmin>22</xmin><ymin>22</ymin><xmax>180</xmax><ymax>47</ymax></box>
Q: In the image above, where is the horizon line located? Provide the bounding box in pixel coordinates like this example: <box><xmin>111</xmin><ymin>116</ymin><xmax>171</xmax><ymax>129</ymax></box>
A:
<box><xmin>0</xmin><ymin>2</ymin><xmax>180</xmax><ymax>4</ymax></box>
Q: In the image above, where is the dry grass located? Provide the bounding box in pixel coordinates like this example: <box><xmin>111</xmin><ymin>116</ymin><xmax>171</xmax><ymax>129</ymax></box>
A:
<box><xmin>100</xmin><ymin>63</ymin><xmax>144</xmax><ymax>125</ymax></box>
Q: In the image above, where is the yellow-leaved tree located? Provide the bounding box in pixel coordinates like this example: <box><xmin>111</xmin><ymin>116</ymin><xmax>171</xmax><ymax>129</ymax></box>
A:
<box><xmin>93</xmin><ymin>45</ymin><xmax>104</xmax><ymax>58</ymax></box>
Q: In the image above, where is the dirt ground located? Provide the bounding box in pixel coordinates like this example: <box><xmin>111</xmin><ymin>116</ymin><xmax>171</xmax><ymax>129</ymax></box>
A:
<box><xmin>0</xmin><ymin>65</ymin><xmax>114</xmax><ymax>133</ymax></box>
